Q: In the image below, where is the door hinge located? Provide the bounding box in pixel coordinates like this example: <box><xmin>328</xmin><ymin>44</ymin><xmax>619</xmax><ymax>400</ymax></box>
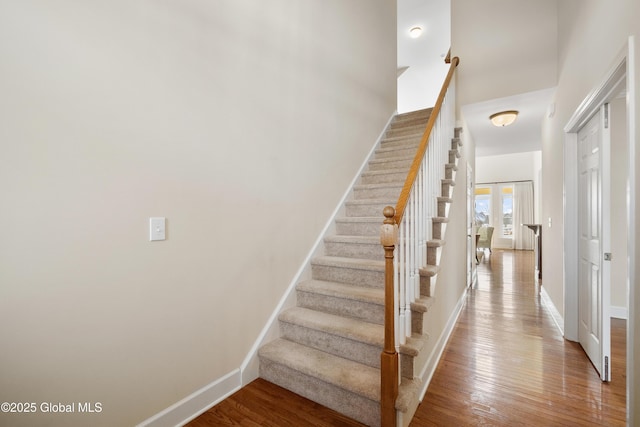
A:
<box><xmin>604</xmin><ymin>356</ymin><xmax>609</xmax><ymax>381</ymax></box>
<box><xmin>604</xmin><ymin>103</ymin><xmax>609</xmax><ymax>129</ymax></box>
<box><xmin>604</xmin><ymin>252</ymin><xmax>612</xmax><ymax>261</ymax></box>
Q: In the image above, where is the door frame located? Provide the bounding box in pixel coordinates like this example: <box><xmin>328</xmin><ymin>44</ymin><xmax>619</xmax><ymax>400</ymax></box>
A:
<box><xmin>563</xmin><ymin>36</ymin><xmax>636</xmax><ymax>421</ymax></box>
<box><xmin>563</xmin><ymin>53</ymin><xmax>625</xmax><ymax>339</ymax></box>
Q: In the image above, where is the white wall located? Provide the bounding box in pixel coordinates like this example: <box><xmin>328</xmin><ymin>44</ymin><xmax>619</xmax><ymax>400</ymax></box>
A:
<box><xmin>452</xmin><ymin>0</ymin><xmax>558</xmax><ymax>108</ymax></box>
<box><xmin>0</xmin><ymin>1</ymin><xmax>397</xmax><ymax>426</ymax></box>
<box><xmin>398</xmin><ymin>63</ymin><xmax>449</xmax><ymax>113</ymax></box>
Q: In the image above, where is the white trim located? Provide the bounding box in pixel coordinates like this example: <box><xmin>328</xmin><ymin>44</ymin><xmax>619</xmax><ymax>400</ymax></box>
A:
<box><xmin>239</xmin><ymin>111</ymin><xmax>398</xmax><ymax>385</ymax></box>
<box><xmin>626</xmin><ymin>35</ymin><xmax>637</xmax><ymax>427</ymax></box>
<box><xmin>610</xmin><ymin>306</ymin><xmax>628</xmax><ymax>320</ymax></box>
<box><xmin>135</xmin><ymin>369</ymin><xmax>241</xmax><ymax>427</ymax></box>
<box><xmin>417</xmin><ymin>287</ymin><xmax>468</xmax><ymax>400</ymax></box>
<box><xmin>564</xmin><ymin>60</ymin><xmax>627</xmax><ymax>133</ymax></box>
<box><xmin>541</xmin><ymin>285</ymin><xmax>565</xmax><ymax>337</ymax></box>
<box><xmin>563</xmin><ymin>132</ymin><xmax>579</xmax><ymax>341</ymax></box>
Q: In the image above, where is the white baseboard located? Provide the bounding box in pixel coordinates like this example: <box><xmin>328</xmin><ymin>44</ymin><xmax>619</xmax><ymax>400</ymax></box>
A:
<box><xmin>418</xmin><ymin>287</ymin><xmax>468</xmax><ymax>400</ymax></box>
<box><xmin>540</xmin><ymin>286</ymin><xmax>565</xmax><ymax>336</ymax></box>
<box><xmin>136</xmin><ymin>369</ymin><xmax>241</xmax><ymax>427</ymax></box>
<box><xmin>611</xmin><ymin>306</ymin><xmax>628</xmax><ymax>319</ymax></box>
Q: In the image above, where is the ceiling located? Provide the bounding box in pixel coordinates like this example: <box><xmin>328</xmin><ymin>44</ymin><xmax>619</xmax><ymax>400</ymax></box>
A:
<box><xmin>397</xmin><ymin>0</ymin><xmax>558</xmax><ymax>158</ymax></box>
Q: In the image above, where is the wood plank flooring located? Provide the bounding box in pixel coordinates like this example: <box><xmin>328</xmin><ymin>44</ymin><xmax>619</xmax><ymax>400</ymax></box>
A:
<box><xmin>187</xmin><ymin>250</ymin><xmax>626</xmax><ymax>426</ymax></box>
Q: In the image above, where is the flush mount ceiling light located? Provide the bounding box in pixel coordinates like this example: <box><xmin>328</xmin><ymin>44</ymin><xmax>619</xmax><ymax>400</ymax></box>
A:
<box><xmin>489</xmin><ymin>110</ymin><xmax>519</xmax><ymax>127</ymax></box>
<box><xmin>409</xmin><ymin>26</ymin><xmax>423</xmax><ymax>38</ymax></box>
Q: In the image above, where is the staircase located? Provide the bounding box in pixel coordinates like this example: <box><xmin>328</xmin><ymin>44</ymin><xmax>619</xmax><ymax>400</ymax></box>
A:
<box><xmin>258</xmin><ymin>108</ymin><xmax>462</xmax><ymax>427</ymax></box>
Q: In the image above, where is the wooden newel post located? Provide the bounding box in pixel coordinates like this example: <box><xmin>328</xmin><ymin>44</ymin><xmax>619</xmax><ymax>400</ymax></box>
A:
<box><xmin>380</xmin><ymin>206</ymin><xmax>398</xmax><ymax>427</ymax></box>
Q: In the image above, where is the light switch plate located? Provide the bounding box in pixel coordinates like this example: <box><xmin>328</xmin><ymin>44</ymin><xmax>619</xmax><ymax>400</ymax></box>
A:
<box><xmin>150</xmin><ymin>217</ymin><xmax>166</xmax><ymax>241</ymax></box>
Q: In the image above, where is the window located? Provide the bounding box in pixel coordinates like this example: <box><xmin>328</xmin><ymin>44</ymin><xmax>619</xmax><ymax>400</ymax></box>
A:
<box><xmin>474</xmin><ymin>187</ymin><xmax>491</xmax><ymax>227</ymax></box>
<box><xmin>474</xmin><ymin>184</ymin><xmax>514</xmax><ymax>240</ymax></box>
<box><xmin>501</xmin><ymin>186</ymin><xmax>513</xmax><ymax>237</ymax></box>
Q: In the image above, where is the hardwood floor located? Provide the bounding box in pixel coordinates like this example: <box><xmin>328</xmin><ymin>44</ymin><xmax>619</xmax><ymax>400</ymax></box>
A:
<box><xmin>187</xmin><ymin>250</ymin><xmax>626</xmax><ymax>426</ymax></box>
<box><xmin>412</xmin><ymin>249</ymin><xmax>626</xmax><ymax>426</ymax></box>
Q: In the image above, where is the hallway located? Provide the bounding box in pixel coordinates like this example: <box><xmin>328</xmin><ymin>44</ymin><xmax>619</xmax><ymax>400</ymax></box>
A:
<box><xmin>411</xmin><ymin>249</ymin><xmax>627</xmax><ymax>426</ymax></box>
<box><xmin>188</xmin><ymin>250</ymin><xmax>627</xmax><ymax>426</ymax></box>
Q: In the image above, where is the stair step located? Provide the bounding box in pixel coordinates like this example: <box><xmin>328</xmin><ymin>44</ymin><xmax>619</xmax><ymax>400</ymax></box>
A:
<box><xmin>375</xmin><ymin>144</ymin><xmax>420</xmax><ymax>159</ymax></box>
<box><xmin>324</xmin><ymin>235</ymin><xmax>383</xmax><ymax>260</ymax></box>
<box><xmin>311</xmin><ymin>256</ymin><xmax>385</xmax><ymax>288</ymax></box>
<box><xmin>420</xmin><ymin>265</ymin><xmax>439</xmax><ymax>297</ymax></box>
<box><xmin>279</xmin><ymin>307</ymin><xmax>383</xmax><ymax>370</ymax></box>
<box><xmin>379</xmin><ymin>134</ymin><xmax>422</xmax><ymax>149</ymax></box>
<box><xmin>297</xmin><ymin>279</ymin><xmax>385</xmax><ymax>324</ymax></box>
<box><xmin>353</xmin><ymin>182</ymin><xmax>403</xmax><ymax>200</ymax></box>
<box><xmin>394</xmin><ymin>108</ymin><xmax>432</xmax><ymax>124</ymax></box>
<box><xmin>385</xmin><ymin>124</ymin><xmax>426</xmax><ymax>139</ymax></box>
<box><xmin>360</xmin><ymin>168</ymin><xmax>410</xmax><ymax>185</ymax></box>
<box><xmin>259</xmin><ymin>338</ymin><xmax>381</xmax><ymax>426</ymax></box>
<box><xmin>335</xmin><ymin>216</ymin><xmax>382</xmax><ymax>236</ymax></box>
<box><xmin>345</xmin><ymin>198</ymin><xmax>395</xmax><ymax>217</ymax></box>
<box><xmin>368</xmin><ymin>155</ymin><xmax>414</xmax><ymax>171</ymax></box>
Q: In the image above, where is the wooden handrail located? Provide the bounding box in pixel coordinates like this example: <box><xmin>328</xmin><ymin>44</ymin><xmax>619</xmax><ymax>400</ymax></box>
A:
<box><xmin>393</xmin><ymin>56</ymin><xmax>459</xmax><ymax>226</ymax></box>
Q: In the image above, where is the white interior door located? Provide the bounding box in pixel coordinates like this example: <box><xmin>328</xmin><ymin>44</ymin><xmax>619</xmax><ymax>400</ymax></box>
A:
<box><xmin>577</xmin><ymin>104</ymin><xmax>611</xmax><ymax>381</ymax></box>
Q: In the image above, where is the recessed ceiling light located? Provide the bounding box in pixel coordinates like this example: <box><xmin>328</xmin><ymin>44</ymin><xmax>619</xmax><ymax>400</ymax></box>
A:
<box><xmin>409</xmin><ymin>26</ymin><xmax>423</xmax><ymax>38</ymax></box>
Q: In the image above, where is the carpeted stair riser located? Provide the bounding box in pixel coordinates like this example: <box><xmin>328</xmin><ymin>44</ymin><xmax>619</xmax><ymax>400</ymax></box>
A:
<box><xmin>360</xmin><ymin>169</ymin><xmax>412</xmax><ymax>185</ymax></box>
<box><xmin>432</xmin><ymin>219</ymin><xmax>447</xmax><ymax>240</ymax></box>
<box><xmin>441</xmin><ymin>179</ymin><xmax>455</xmax><ymax>198</ymax></box>
<box><xmin>427</xmin><ymin>240</ymin><xmax>445</xmax><ymax>266</ymax></box>
<box><xmin>353</xmin><ymin>183</ymin><xmax>404</xmax><ymax>200</ymax></box>
<box><xmin>345</xmin><ymin>200</ymin><xmax>394</xmax><ymax>217</ymax></box>
<box><xmin>438</xmin><ymin>197</ymin><xmax>452</xmax><ymax>217</ymax></box>
<box><xmin>367</xmin><ymin>156</ymin><xmax>414</xmax><ymax>171</ymax></box>
<box><xmin>335</xmin><ymin>217</ymin><xmax>381</xmax><ymax>236</ymax></box>
<box><xmin>385</xmin><ymin>123</ymin><xmax>427</xmax><ymax>138</ymax></box>
<box><xmin>324</xmin><ymin>235</ymin><xmax>383</xmax><ymax>260</ymax></box>
<box><xmin>375</xmin><ymin>145</ymin><xmax>421</xmax><ymax>159</ymax></box>
<box><xmin>379</xmin><ymin>136</ymin><xmax>423</xmax><ymax>150</ymax></box>
<box><xmin>445</xmin><ymin>164</ymin><xmax>457</xmax><ymax>180</ymax></box>
<box><xmin>448</xmin><ymin>149</ymin><xmax>460</xmax><ymax>164</ymax></box>
<box><xmin>311</xmin><ymin>257</ymin><xmax>384</xmax><ymax>288</ymax></box>
<box><xmin>296</xmin><ymin>280</ymin><xmax>385</xmax><ymax>325</ymax></box>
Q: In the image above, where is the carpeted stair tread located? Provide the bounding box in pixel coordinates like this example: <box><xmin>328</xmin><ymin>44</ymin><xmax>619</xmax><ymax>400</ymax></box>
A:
<box><xmin>279</xmin><ymin>307</ymin><xmax>383</xmax><ymax>347</ymax></box>
<box><xmin>297</xmin><ymin>279</ymin><xmax>384</xmax><ymax>305</ymax></box>
<box><xmin>345</xmin><ymin>198</ymin><xmax>396</xmax><ymax>206</ymax></box>
<box><xmin>427</xmin><ymin>239</ymin><xmax>446</xmax><ymax>248</ymax></box>
<box><xmin>376</xmin><ymin>142</ymin><xmax>420</xmax><ymax>154</ymax></box>
<box><xmin>396</xmin><ymin>378</ymin><xmax>420</xmax><ymax>412</ymax></box>
<box><xmin>410</xmin><ymin>296</ymin><xmax>434</xmax><ymax>313</ymax></box>
<box><xmin>419</xmin><ymin>265</ymin><xmax>439</xmax><ymax>277</ymax></box>
<box><xmin>259</xmin><ymin>338</ymin><xmax>381</xmax><ymax>402</ymax></box>
<box><xmin>324</xmin><ymin>234</ymin><xmax>380</xmax><ymax>245</ymax></box>
<box><xmin>401</xmin><ymin>333</ymin><xmax>429</xmax><ymax>358</ymax></box>
<box><xmin>368</xmin><ymin>154</ymin><xmax>415</xmax><ymax>165</ymax></box>
<box><xmin>354</xmin><ymin>182</ymin><xmax>404</xmax><ymax>191</ymax></box>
